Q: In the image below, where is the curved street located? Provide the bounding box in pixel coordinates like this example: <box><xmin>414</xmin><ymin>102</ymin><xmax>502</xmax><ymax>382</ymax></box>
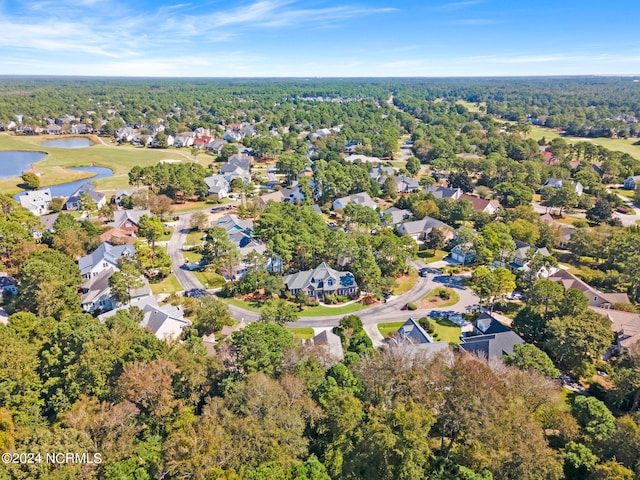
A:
<box><xmin>167</xmin><ymin>214</ymin><xmax>479</xmax><ymax>328</ymax></box>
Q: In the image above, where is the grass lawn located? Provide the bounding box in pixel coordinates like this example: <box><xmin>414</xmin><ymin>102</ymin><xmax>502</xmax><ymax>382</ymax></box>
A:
<box><xmin>420</xmin><ymin>287</ymin><xmax>460</xmax><ymax>308</ymax></box>
<box><xmin>288</xmin><ymin>327</ymin><xmax>315</xmax><ymax>341</ymax></box>
<box><xmin>183</xmin><ymin>250</ymin><xmax>202</xmax><ymax>264</ymax></box>
<box><xmin>219</xmin><ymin>296</ymin><xmax>367</xmax><ymax>317</ymax></box>
<box><xmin>378</xmin><ymin>321</ymin><xmax>405</xmax><ymax>338</ymax></box>
<box><xmin>185</xmin><ymin>230</ymin><xmax>205</xmax><ymax>246</ymax></box>
<box><xmin>192</xmin><ymin>270</ymin><xmax>226</xmax><ymax>289</ymax></box>
<box><xmin>614</xmin><ymin>188</ymin><xmax>635</xmax><ymax>199</ymax></box>
<box><xmin>158</xmin><ymin>227</ymin><xmax>173</xmax><ymax>242</ymax></box>
<box><xmin>431</xmin><ymin>317</ymin><xmax>462</xmax><ymax>344</ymax></box>
<box><xmin>150</xmin><ymin>274</ymin><xmax>183</xmax><ymax>295</ymax></box>
<box><xmin>0</xmin><ymin>134</ymin><xmax>208</xmax><ymax>194</ymax></box>
<box><xmin>418</xmin><ymin>249</ymin><xmax>447</xmax><ymax>263</ymax></box>
<box><xmin>393</xmin><ymin>269</ymin><xmax>419</xmax><ymax>296</ymax></box>
<box><xmin>456</xmin><ymin>100</ymin><xmax>486</xmax><ymax>113</ymax></box>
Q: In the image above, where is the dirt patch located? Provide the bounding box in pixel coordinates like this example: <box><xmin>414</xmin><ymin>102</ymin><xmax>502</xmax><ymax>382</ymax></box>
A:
<box><xmin>416</xmin><ymin>296</ymin><xmax>449</xmax><ymax>309</ymax></box>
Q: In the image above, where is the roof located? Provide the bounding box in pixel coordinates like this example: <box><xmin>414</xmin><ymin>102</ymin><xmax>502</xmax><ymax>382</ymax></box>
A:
<box><xmin>333</xmin><ymin>192</ymin><xmax>377</xmax><ymax>210</ymax></box>
<box><xmin>284</xmin><ymin>262</ymin><xmax>357</xmax><ymax>291</ymax></box>
<box><xmin>399</xmin><ymin>216</ymin><xmax>447</xmax><ymax>236</ymax></box>
<box><xmin>460</xmin><ymin>331</ymin><xmax>525</xmax><ymax>360</ymax></box>
<box><xmin>259</xmin><ymin>191</ymin><xmax>286</xmax><ymax>204</ymax></box>
<box><xmin>204</xmin><ymin>175</ymin><xmax>229</xmax><ymax>193</ymax></box>
<box><xmin>396</xmin><ymin>318</ymin><xmax>434</xmax><ymax>344</ymax></box>
<box><xmin>139</xmin><ymin>303</ymin><xmax>191</xmax><ymax>341</ymax></box>
<box><xmin>78</xmin><ymin>242</ymin><xmax>136</xmax><ymax>276</ymax></box>
<box><xmin>591</xmin><ymin>306</ymin><xmax>640</xmax><ymax>349</ymax></box>
<box><xmin>426</xmin><ymin>186</ymin><xmax>463</xmax><ymax>199</ymax></box>
<box><xmin>19</xmin><ymin>188</ymin><xmax>51</xmax><ymax>208</ymax></box>
<box><xmin>344</xmin><ymin>154</ymin><xmax>381</xmax><ymax>163</ymax></box>
<box><xmin>109</xmin><ymin>209</ymin><xmax>152</xmax><ymax>229</ymax></box>
<box><xmin>312</xmin><ymin>329</ymin><xmax>344</xmax><ymax>360</ymax></box>
<box><xmin>100</xmin><ymin>227</ymin><xmax>138</xmax><ymax>245</ymax></box>
<box><xmin>474</xmin><ymin>313</ymin><xmax>511</xmax><ymax>335</ymax></box>
<box><xmin>382</xmin><ymin>207</ymin><xmax>411</xmax><ymax>224</ymax></box>
<box><xmin>0</xmin><ymin>273</ymin><xmax>16</xmax><ymax>289</ymax></box>
<box><xmin>459</xmin><ymin>194</ymin><xmax>499</xmax><ymax>213</ymax></box>
<box><xmin>549</xmin><ymin>269</ymin><xmax>631</xmax><ymax>305</ymax></box>
<box><xmin>39</xmin><ymin>212</ymin><xmax>60</xmax><ymax>231</ymax></box>
<box><xmin>213</xmin><ymin>214</ymin><xmax>253</xmax><ymax>234</ymax></box>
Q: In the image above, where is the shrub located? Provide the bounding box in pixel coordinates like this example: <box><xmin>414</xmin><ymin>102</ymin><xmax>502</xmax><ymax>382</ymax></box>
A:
<box><xmin>437</xmin><ymin>289</ymin><xmax>451</xmax><ymax>300</ymax></box>
<box><xmin>407</xmin><ymin>302</ymin><xmax>417</xmax><ymax>310</ymax></box>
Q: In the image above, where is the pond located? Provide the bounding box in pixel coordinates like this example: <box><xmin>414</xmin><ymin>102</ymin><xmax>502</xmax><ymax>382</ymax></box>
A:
<box><xmin>0</xmin><ymin>150</ymin><xmax>47</xmax><ymax>178</ymax></box>
<box><xmin>40</xmin><ymin>137</ymin><xmax>94</xmax><ymax>148</ymax></box>
<box><xmin>13</xmin><ymin>166</ymin><xmax>114</xmax><ymax>200</ymax></box>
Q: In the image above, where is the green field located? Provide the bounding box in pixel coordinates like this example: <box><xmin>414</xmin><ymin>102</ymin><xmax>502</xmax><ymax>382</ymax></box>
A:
<box><xmin>192</xmin><ymin>270</ymin><xmax>226</xmax><ymax>289</ymax></box>
<box><xmin>417</xmin><ymin>249</ymin><xmax>448</xmax><ymax>263</ymax></box>
<box><xmin>219</xmin><ymin>296</ymin><xmax>367</xmax><ymax>317</ymax></box>
<box><xmin>288</xmin><ymin>327</ymin><xmax>315</xmax><ymax>341</ymax></box>
<box><xmin>149</xmin><ymin>274</ymin><xmax>183</xmax><ymax>295</ymax></box>
<box><xmin>431</xmin><ymin>317</ymin><xmax>462</xmax><ymax>344</ymax></box>
<box><xmin>378</xmin><ymin>321</ymin><xmax>404</xmax><ymax>338</ymax></box>
<box><xmin>456</xmin><ymin>100</ymin><xmax>486</xmax><ymax>113</ymax></box>
<box><xmin>0</xmin><ymin>134</ymin><xmax>208</xmax><ymax>194</ymax></box>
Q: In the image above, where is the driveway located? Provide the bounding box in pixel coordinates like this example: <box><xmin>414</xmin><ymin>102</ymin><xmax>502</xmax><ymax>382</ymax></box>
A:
<box><xmin>167</xmin><ymin>212</ymin><xmax>207</xmax><ymax>292</ymax></box>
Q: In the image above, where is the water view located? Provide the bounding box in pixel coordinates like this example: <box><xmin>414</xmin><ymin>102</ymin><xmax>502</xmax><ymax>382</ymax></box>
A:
<box><xmin>13</xmin><ymin>166</ymin><xmax>113</xmax><ymax>200</ymax></box>
<box><xmin>40</xmin><ymin>137</ymin><xmax>94</xmax><ymax>148</ymax></box>
<box><xmin>0</xmin><ymin>150</ymin><xmax>47</xmax><ymax>178</ymax></box>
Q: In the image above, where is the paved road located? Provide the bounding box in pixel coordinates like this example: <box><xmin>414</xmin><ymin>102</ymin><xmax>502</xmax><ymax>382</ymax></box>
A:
<box><xmin>612</xmin><ymin>192</ymin><xmax>640</xmax><ymax>226</ymax></box>
<box><xmin>167</xmin><ymin>212</ymin><xmax>204</xmax><ymax>292</ymax></box>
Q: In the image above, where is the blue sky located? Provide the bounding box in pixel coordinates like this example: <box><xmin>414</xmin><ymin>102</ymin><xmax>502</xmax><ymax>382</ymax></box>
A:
<box><xmin>1</xmin><ymin>0</ymin><xmax>639</xmax><ymax>77</ymax></box>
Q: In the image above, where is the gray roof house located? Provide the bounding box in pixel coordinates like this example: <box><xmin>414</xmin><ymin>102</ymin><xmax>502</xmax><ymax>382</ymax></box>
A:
<box><xmin>393</xmin><ymin>175</ymin><xmax>420</xmax><ymax>193</ymax></box>
<box><xmin>332</xmin><ymin>192</ymin><xmax>377</xmax><ymax>211</ymax></box>
<box><xmin>386</xmin><ymin>318</ymin><xmax>451</xmax><ymax>358</ymax></box>
<box><xmin>66</xmin><ymin>187</ymin><xmax>106</xmax><ymax>211</ymax></box>
<box><xmin>397</xmin><ymin>216</ymin><xmax>451</xmax><ymax>242</ymax></box>
<box><xmin>426</xmin><ymin>185</ymin><xmax>463</xmax><ymax>200</ymax></box>
<box><xmin>99</xmin><ymin>296</ymin><xmax>191</xmax><ymax>341</ymax></box>
<box><xmin>115</xmin><ymin>188</ymin><xmax>140</xmax><ymax>207</ymax></box>
<box><xmin>310</xmin><ymin>329</ymin><xmax>344</xmax><ymax>361</ymax></box>
<box><xmin>80</xmin><ymin>267</ymin><xmax>151</xmax><ymax>314</ymax></box>
<box><xmin>369</xmin><ymin>165</ymin><xmax>396</xmax><ymax>182</ymax></box>
<box><xmin>381</xmin><ymin>207</ymin><xmax>412</xmax><ymax>226</ymax></box>
<box><xmin>19</xmin><ymin>188</ymin><xmax>52</xmax><ymax>216</ymax></box>
<box><xmin>460</xmin><ymin>330</ymin><xmax>525</xmax><ymax>360</ymax></box>
<box><xmin>204</xmin><ymin>175</ymin><xmax>230</xmax><ymax>198</ymax></box>
<box><xmin>284</xmin><ymin>262</ymin><xmax>358</xmax><ymax>300</ymax></box>
<box><xmin>78</xmin><ymin>242</ymin><xmax>136</xmax><ymax>279</ymax></box>
<box><xmin>542</xmin><ymin>178</ymin><xmax>584</xmax><ymax>196</ymax></box>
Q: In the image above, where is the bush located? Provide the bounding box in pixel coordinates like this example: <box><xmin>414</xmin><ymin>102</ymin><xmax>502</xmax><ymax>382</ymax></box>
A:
<box><xmin>307</xmin><ymin>300</ymin><xmax>320</xmax><ymax>307</ymax></box>
<box><xmin>437</xmin><ymin>289</ymin><xmax>451</xmax><ymax>300</ymax></box>
<box><xmin>407</xmin><ymin>302</ymin><xmax>417</xmax><ymax>310</ymax></box>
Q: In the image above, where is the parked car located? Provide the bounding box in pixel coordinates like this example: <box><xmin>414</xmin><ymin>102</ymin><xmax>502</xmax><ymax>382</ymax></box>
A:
<box><xmin>419</xmin><ymin>268</ymin><xmax>429</xmax><ymax>277</ymax></box>
<box><xmin>184</xmin><ymin>288</ymin><xmax>211</xmax><ymax>298</ymax></box>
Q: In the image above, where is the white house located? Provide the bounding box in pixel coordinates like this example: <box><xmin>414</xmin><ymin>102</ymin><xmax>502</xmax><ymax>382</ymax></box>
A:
<box><xmin>542</xmin><ymin>178</ymin><xmax>584</xmax><ymax>196</ymax></box>
<box><xmin>78</xmin><ymin>242</ymin><xmax>136</xmax><ymax>279</ymax></box>
<box><xmin>332</xmin><ymin>192</ymin><xmax>377</xmax><ymax>211</ymax></box>
<box><xmin>19</xmin><ymin>188</ymin><xmax>52</xmax><ymax>215</ymax></box>
<box><xmin>204</xmin><ymin>175</ymin><xmax>230</xmax><ymax>199</ymax></box>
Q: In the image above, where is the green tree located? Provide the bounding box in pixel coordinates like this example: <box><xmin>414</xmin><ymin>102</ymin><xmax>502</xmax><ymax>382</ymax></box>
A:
<box><xmin>230</xmin><ymin>322</ymin><xmax>295</xmax><ymax>375</ymax></box>
<box><xmin>137</xmin><ymin>214</ymin><xmax>165</xmax><ymax>256</ymax></box>
<box><xmin>572</xmin><ymin>396</ymin><xmax>616</xmax><ymax>443</ymax></box>
<box><xmin>21</xmin><ymin>171</ymin><xmax>40</xmax><ymax>190</ymax></box>
<box><xmin>586</xmin><ymin>197</ymin><xmax>613</xmax><ymax>224</ymax></box>
<box><xmin>406</xmin><ymin>156</ymin><xmax>421</xmax><ymax>176</ymax></box>
<box><xmin>109</xmin><ymin>262</ymin><xmax>145</xmax><ymax>306</ymax></box>
<box><xmin>504</xmin><ymin>343</ymin><xmax>560</xmax><ymax>378</ymax></box>
<box><xmin>194</xmin><ymin>296</ymin><xmax>232</xmax><ymax>335</ymax></box>
<box><xmin>189</xmin><ymin>211</ymin><xmax>209</xmax><ymax>231</ymax></box>
<box><xmin>259</xmin><ymin>298</ymin><xmax>299</xmax><ymax>325</ymax></box>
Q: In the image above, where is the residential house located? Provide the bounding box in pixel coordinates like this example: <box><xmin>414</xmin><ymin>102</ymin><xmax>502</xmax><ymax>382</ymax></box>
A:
<box><xmin>193</xmin><ymin>136</ymin><xmax>212</xmax><ymax>149</ymax></box>
<box><xmin>539</xmin><ymin>213</ymin><xmax>573</xmax><ymax>248</ymax></box>
<box><xmin>44</xmin><ymin>124</ymin><xmax>63</xmax><ymax>135</ymax></box>
<box><xmin>309</xmin><ymin>329</ymin><xmax>344</xmax><ymax>361</ymax></box>
<box><xmin>69</xmin><ymin>124</ymin><xmax>91</xmax><ymax>134</ymax></box>
<box><xmin>344</xmin><ymin>154</ymin><xmax>381</xmax><ymax>163</ymax></box>
<box><xmin>548</xmin><ymin>269</ymin><xmax>631</xmax><ymax>308</ymax></box>
<box><xmin>459</xmin><ymin>194</ymin><xmax>500</xmax><ymax>215</ymax></box>
<box><xmin>0</xmin><ymin>273</ymin><xmax>18</xmax><ymax>297</ymax></box>
<box><xmin>78</xmin><ymin>242</ymin><xmax>136</xmax><ymax>279</ymax></box>
<box><xmin>65</xmin><ymin>185</ymin><xmax>106</xmax><ymax>211</ymax></box>
<box><xmin>397</xmin><ymin>216</ymin><xmax>452</xmax><ymax>243</ymax></box>
<box><xmin>220</xmin><ymin>154</ymin><xmax>252</xmax><ymax>184</ymax></box>
<box><xmin>393</xmin><ymin>175</ymin><xmax>420</xmax><ymax>193</ymax></box>
<box><xmin>369</xmin><ymin>165</ymin><xmax>396</xmax><ymax>183</ymax></box>
<box><xmin>426</xmin><ymin>185</ymin><xmax>463</xmax><ymax>200</ymax></box>
<box><xmin>542</xmin><ymin>178</ymin><xmax>584</xmax><ymax>196</ymax></box>
<box><xmin>591</xmin><ymin>307</ymin><xmax>640</xmax><ymax>353</ymax></box>
<box><xmin>624</xmin><ymin>175</ymin><xmax>640</xmax><ymax>190</ymax></box>
<box><xmin>114</xmin><ymin>188</ymin><xmax>140</xmax><ymax>208</ymax></box>
<box><xmin>499</xmin><ymin>240</ymin><xmax>558</xmax><ymax>277</ymax></box>
<box><xmin>213</xmin><ymin>214</ymin><xmax>254</xmax><ymax>236</ymax></box>
<box><xmin>80</xmin><ymin>267</ymin><xmax>151</xmax><ymax>314</ymax></box>
<box><xmin>259</xmin><ymin>190</ymin><xmax>286</xmax><ymax>206</ymax></box>
<box><xmin>460</xmin><ymin>328</ymin><xmax>525</xmax><ymax>360</ymax></box>
<box><xmin>99</xmin><ymin>296</ymin><xmax>191</xmax><ymax>341</ymax></box>
<box><xmin>385</xmin><ymin>318</ymin><xmax>452</xmax><ymax>359</ymax></box>
<box><xmin>473</xmin><ymin>313</ymin><xmax>512</xmax><ymax>335</ymax></box>
<box><xmin>19</xmin><ymin>188</ymin><xmax>52</xmax><ymax>215</ymax></box>
<box><xmin>109</xmin><ymin>209</ymin><xmax>152</xmax><ymax>233</ymax></box>
<box><xmin>207</xmin><ymin>140</ymin><xmax>226</xmax><ymax>154</ymax></box>
<box><xmin>115</xmin><ymin>127</ymin><xmax>137</xmax><ymax>143</ymax></box>
<box><xmin>450</xmin><ymin>242</ymin><xmax>477</xmax><ymax>265</ymax></box>
<box><xmin>173</xmin><ymin>132</ymin><xmax>196</xmax><ymax>148</ymax></box>
<box><xmin>381</xmin><ymin>207</ymin><xmax>412</xmax><ymax>226</ymax></box>
<box><xmin>224</xmin><ymin>131</ymin><xmax>243</xmax><ymax>142</ymax></box>
<box><xmin>284</xmin><ymin>262</ymin><xmax>358</xmax><ymax>301</ymax></box>
<box><xmin>332</xmin><ymin>192</ymin><xmax>377</xmax><ymax>211</ymax></box>
<box><xmin>204</xmin><ymin>175</ymin><xmax>230</xmax><ymax>199</ymax></box>
<box><xmin>39</xmin><ymin>213</ymin><xmax>60</xmax><ymax>233</ymax></box>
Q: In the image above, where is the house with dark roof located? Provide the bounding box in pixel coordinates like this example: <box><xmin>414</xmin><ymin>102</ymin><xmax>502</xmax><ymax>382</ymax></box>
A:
<box><xmin>0</xmin><ymin>273</ymin><xmax>17</xmax><ymax>297</ymax></box>
<box><xmin>624</xmin><ymin>175</ymin><xmax>640</xmax><ymax>190</ymax></box>
<box><xmin>473</xmin><ymin>313</ymin><xmax>511</xmax><ymax>335</ymax></box>
<box><xmin>115</xmin><ymin>188</ymin><xmax>140</xmax><ymax>208</ymax></box>
<box><xmin>283</xmin><ymin>262</ymin><xmax>358</xmax><ymax>301</ymax></box>
<box><xmin>65</xmin><ymin>184</ymin><xmax>106</xmax><ymax>211</ymax></box>
<box><xmin>220</xmin><ymin>155</ymin><xmax>252</xmax><ymax>183</ymax></box>
<box><xmin>549</xmin><ymin>269</ymin><xmax>630</xmax><ymax>308</ymax></box>
<box><xmin>460</xmin><ymin>330</ymin><xmax>525</xmax><ymax>360</ymax></box>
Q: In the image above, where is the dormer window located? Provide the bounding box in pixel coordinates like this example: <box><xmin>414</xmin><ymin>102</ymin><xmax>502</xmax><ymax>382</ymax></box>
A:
<box><xmin>328</xmin><ymin>279</ymin><xmax>334</xmax><ymax>287</ymax></box>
